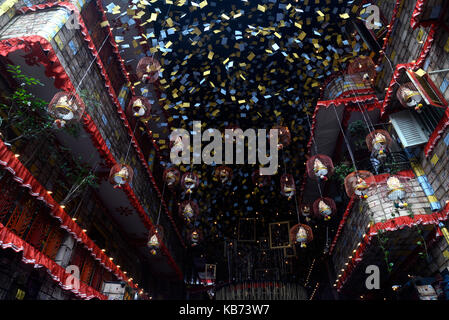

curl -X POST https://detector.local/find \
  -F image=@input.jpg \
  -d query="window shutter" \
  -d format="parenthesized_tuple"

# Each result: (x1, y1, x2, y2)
(389, 110, 429, 148)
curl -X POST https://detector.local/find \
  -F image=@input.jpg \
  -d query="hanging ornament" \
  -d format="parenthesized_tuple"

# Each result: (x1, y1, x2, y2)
(385, 175, 410, 209)
(396, 82, 424, 112)
(313, 197, 336, 221)
(127, 96, 151, 118)
(181, 172, 200, 194)
(306, 154, 334, 181)
(347, 56, 376, 83)
(214, 166, 233, 184)
(187, 229, 202, 247)
(271, 125, 291, 150)
(109, 164, 133, 188)
(147, 225, 164, 255)
(280, 174, 296, 200)
(252, 169, 271, 187)
(48, 92, 85, 128)
(163, 167, 180, 188)
(179, 200, 199, 227)
(289, 224, 313, 248)
(136, 57, 161, 84)
(366, 130, 392, 161)
(344, 171, 374, 200)
(300, 203, 312, 222)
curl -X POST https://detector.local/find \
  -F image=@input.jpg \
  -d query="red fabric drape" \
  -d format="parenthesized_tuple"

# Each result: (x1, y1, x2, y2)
(0, 222, 107, 299)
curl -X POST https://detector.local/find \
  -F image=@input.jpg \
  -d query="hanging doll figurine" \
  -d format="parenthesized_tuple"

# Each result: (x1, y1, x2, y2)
(191, 230, 200, 247)
(112, 166, 129, 187)
(387, 176, 408, 208)
(53, 95, 77, 128)
(132, 98, 147, 117)
(182, 202, 195, 224)
(218, 167, 230, 183)
(301, 204, 312, 222)
(165, 170, 179, 187)
(182, 173, 199, 194)
(313, 158, 329, 180)
(354, 177, 369, 199)
(296, 227, 308, 248)
(371, 132, 388, 160)
(147, 233, 159, 255)
(318, 200, 332, 221)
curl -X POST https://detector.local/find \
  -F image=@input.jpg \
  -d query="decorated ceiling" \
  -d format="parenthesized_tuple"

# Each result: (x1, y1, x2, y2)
(100, 0, 369, 282)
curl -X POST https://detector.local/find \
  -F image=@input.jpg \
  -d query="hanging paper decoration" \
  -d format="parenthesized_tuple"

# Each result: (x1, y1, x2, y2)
(396, 82, 424, 111)
(136, 57, 161, 84)
(347, 56, 376, 82)
(181, 172, 200, 194)
(300, 203, 312, 222)
(271, 125, 291, 150)
(289, 224, 313, 248)
(252, 169, 271, 187)
(48, 92, 85, 128)
(214, 166, 233, 184)
(187, 229, 202, 247)
(344, 171, 374, 199)
(109, 164, 133, 188)
(306, 154, 334, 181)
(280, 174, 296, 200)
(127, 96, 151, 118)
(313, 197, 336, 221)
(366, 130, 392, 161)
(179, 200, 199, 226)
(163, 167, 180, 188)
(385, 175, 410, 208)
(147, 225, 164, 255)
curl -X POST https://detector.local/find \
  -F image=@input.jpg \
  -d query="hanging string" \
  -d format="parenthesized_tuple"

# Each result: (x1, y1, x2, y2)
(75, 34, 111, 94)
(305, 112, 324, 198)
(156, 179, 166, 226)
(124, 123, 139, 164)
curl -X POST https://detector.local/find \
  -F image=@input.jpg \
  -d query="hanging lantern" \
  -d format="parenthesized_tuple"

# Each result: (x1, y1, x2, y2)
(48, 92, 85, 128)
(109, 164, 133, 188)
(163, 168, 180, 188)
(147, 225, 164, 255)
(365, 129, 392, 161)
(313, 197, 336, 221)
(181, 172, 199, 194)
(306, 154, 334, 181)
(280, 174, 296, 200)
(214, 166, 233, 184)
(289, 224, 313, 248)
(127, 96, 151, 118)
(252, 169, 271, 187)
(385, 175, 410, 209)
(271, 125, 291, 150)
(300, 203, 312, 222)
(136, 57, 161, 84)
(187, 229, 202, 247)
(347, 56, 376, 82)
(397, 82, 424, 112)
(344, 171, 374, 199)
(179, 200, 199, 226)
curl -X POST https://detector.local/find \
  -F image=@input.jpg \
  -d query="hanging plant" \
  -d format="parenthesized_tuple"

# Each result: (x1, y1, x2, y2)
(348, 120, 369, 152)
(0, 65, 53, 144)
(332, 161, 354, 185)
